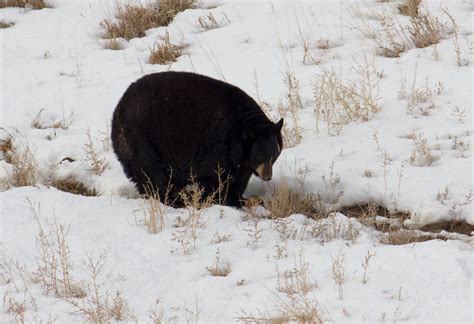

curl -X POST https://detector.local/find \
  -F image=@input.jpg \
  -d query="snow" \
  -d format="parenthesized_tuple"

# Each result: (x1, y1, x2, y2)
(1, 0, 473, 322)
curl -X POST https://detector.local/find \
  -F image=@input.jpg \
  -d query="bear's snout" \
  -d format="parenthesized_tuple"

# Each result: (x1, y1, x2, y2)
(256, 160, 273, 181)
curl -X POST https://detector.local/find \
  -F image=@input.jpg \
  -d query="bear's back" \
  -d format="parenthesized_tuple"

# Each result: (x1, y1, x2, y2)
(112, 72, 271, 179)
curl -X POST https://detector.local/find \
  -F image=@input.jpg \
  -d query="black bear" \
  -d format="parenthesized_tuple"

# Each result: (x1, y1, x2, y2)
(111, 71, 283, 207)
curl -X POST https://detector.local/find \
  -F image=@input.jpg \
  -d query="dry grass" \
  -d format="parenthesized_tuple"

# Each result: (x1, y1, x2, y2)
(330, 251, 345, 300)
(9, 144, 37, 187)
(409, 133, 436, 167)
(83, 128, 108, 176)
(374, 13, 412, 58)
(149, 31, 184, 65)
(3, 290, 26, 323)
(276, 252, 317, 297)
(313, 59, 380, 136)
(50, 177, 97, 197)
(276, 72, 303, 148)
(444, 10, 470, 66)
(408, 14, 443, 48)
(171, 178, 213, 254)
(360, 1, 447, 58)
(263, 177, 320, 220)
(0, 0, 50, 9)
(206, 249, 231, 277)
(197, 12, 219, 30)
(100, 0, 194, 41)
(65, 254, 134, 322)
(140, 178, 171, 234)
(30, 109, 73, 130)
(0, 133, 14, 163)
(398, 0, 421, 17)
(0, 20, 14, 28)
(102, 37, 124, 50)
(380, 229, 435, 245)
(0, 131, 38, 188)
(238, 252, 323, 323)
(26, 198, 86, 299)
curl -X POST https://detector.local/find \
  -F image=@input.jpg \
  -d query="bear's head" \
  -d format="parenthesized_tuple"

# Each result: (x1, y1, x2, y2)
(241, 118, 284, 181)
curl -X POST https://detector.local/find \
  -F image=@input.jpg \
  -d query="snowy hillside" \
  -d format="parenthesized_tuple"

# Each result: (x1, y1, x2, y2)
(1, 0, 473, 322)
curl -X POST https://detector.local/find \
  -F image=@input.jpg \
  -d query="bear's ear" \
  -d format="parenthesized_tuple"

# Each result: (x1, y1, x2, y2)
(242, 130, 255, 141)
(274, 118, 284, 132)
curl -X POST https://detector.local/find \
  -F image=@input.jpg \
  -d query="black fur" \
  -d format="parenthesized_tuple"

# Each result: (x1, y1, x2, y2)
(111, 71, 283, 207)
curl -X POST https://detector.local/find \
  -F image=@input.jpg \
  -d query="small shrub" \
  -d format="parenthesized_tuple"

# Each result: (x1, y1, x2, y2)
(0, 0, 50, 9)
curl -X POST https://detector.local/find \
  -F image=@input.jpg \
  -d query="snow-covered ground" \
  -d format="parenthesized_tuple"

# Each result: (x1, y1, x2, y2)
(1, 0, 473, 322)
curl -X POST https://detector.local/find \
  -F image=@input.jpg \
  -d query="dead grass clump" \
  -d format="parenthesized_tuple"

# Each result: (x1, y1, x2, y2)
(0, 0, 50, 9)
(375, 13, 412, 58)
(206, 249, 231, 277)
(0, 134, 14, 163)
(313, 59, 380, 136)
(0, 20, 14, 28)
(381, 229, 435, 245)
(409, 14, 443, 48)
(264, 178, 319, 220)
(140, 179, 171, 234)
(149, 31, 184, 65)
(100, 0, 194, 41)
(9, 144, 37, 187)
(103, 37, 124, 50)
(367, 4, 446, 57)
(399, 0, 421, 17)
(50, 177, 97, 197)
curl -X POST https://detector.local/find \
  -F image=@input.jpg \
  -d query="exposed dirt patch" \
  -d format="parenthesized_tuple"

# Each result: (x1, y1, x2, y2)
(341, 203, 410, 232)
(50, 178, 97, 197)
(420, 220, 474, 236)
(340, 203, 472, 244)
